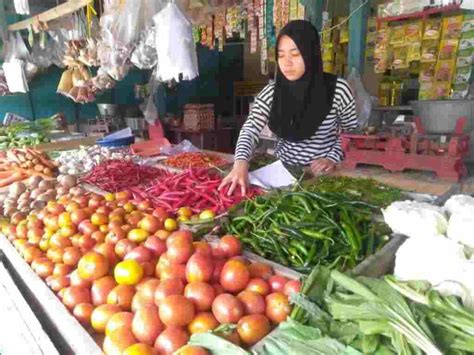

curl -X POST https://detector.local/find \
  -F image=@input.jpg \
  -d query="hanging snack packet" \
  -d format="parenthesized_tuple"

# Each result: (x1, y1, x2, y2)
(433, 82, 451, 99)
(454, 65, 472, 84)
(405, 20, 422, 43)
(442, 15, 464, 40)
(438, 39, 459, 61)
(459, 37, 474, 51)
(461, 15, 474, 38)
(339, 17, 349, 44)
(419, 62, 436, 82)
(434, 60, 455, 82)
(419, 82, 434, 100)
(407, 42, 421, 62)
(451, 82, 469, 99)
(456, 48, 473, 67)
(423, 18, 442, 40)
(390, 24, 405, 45)
(421, 40, 439, 62)
(322, 43, 334, 62)
(393, 45, 409, 69)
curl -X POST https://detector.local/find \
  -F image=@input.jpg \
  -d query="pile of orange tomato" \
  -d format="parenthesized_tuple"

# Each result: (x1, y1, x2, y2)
(3, 190, 301, 355)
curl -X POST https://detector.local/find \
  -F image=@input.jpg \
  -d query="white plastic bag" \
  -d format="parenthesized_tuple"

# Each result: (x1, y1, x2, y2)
(347, 67, 372, 128)
(14, 0, 29, 15)
(0, 68, 10, 96)
(3, 60, 28, 93)
(105, 0, 144, 80)
(131, 26, 158, 70)
(154, 3, 199, 82)
(161, 140, 200, 155)
(2, 33, 31, 93)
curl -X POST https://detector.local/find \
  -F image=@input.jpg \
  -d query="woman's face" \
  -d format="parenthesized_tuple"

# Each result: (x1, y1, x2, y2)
(277, 35, 306, 81)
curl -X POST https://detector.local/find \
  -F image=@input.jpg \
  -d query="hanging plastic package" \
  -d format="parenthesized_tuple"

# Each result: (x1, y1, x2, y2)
(131, 26, 158, 70)
(14, 0, 30, 15)
(131, 0, 165, 71)
(101, 0, 144, 80)
(153, 3, 199, 82)
(0, 68, 11, 96)
(141, 72, 160, 125)
(347, 67, 372, 128)
(2, 33, 32, 93)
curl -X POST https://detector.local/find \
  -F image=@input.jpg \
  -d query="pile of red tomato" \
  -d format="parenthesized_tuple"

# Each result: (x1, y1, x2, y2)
(3, 191, 301, 355)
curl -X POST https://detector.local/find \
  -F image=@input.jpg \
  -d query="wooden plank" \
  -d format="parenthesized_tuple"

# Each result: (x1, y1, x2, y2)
(0, 234, 102, 354)
(333, 166, 456, 196)
(0, 0, 7, 38)
(0, 263, 59, 355)
(7, 0, 92, 31)
(234, 81, 268, 97)
(34, 136, 97, 152)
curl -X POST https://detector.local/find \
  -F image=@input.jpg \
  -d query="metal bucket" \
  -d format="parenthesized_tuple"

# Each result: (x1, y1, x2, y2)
(410, 100, 474, 133)
(411, 100, 474, 161)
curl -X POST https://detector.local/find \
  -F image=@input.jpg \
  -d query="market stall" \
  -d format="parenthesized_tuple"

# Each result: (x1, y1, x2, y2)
(0, 0, 474, 354)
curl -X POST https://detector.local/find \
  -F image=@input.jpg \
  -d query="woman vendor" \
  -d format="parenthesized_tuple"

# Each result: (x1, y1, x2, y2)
(220, 20, 358, 195)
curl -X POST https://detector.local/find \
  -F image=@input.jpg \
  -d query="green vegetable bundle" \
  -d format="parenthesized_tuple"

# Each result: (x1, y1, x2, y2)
(306, 176, 402, 208)
(280, 268, 474, 355)
(224, 188, 391, 273)
(0, 117, 54, 150)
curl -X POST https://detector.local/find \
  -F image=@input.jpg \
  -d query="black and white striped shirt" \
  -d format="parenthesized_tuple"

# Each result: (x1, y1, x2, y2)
(235, 78, 358, 165)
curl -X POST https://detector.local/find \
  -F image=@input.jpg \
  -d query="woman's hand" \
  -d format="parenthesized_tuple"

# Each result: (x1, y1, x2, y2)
(310, 158, 336, 175)
(218, 160, 249, 196)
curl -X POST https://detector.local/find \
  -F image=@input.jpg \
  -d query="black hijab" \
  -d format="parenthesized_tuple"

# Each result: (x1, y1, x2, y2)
(269, 20, 338, 142)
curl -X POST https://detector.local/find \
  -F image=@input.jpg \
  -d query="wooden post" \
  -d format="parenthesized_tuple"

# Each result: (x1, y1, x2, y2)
(0, 0, 7, 40)
(314, 0, 323, 31)
(7, 0, 92, 31)
(348, 0, 369, 74)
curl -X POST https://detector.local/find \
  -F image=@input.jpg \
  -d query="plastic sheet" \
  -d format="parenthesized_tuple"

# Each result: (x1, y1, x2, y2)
(131, 26, 158, 70)
(2, 33, 34, 93)
(161, 139, 200, 155)
(347, 67, 372, 128)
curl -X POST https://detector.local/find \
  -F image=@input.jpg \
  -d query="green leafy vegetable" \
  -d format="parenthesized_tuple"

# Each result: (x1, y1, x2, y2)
(187, 333, 250, 355)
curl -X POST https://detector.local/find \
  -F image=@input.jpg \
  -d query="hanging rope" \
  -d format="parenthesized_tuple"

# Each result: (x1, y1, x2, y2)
(86, 2, 97, 36)
(321, 0, 368, 33)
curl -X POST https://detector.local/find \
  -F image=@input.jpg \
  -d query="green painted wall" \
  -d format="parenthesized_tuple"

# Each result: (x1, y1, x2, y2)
(0, 66, 147, 123)
(0, 43, 243, 124)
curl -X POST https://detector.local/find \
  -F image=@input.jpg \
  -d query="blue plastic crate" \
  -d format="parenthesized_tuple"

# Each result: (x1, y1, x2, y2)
(96, 135, 136, 148)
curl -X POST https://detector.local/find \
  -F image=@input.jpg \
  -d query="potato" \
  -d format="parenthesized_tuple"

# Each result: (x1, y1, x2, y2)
(37, 191, 56, 202)
(9, 182, 27, 197)
(70, 186, 86, 197)
(5, 207, 16, 217)
(60, 175, 77, 189)
(30, 188, 45, 200)
(31, 200, 46, 210)
(56, 187, 68, 196)
(38, 179, 55, 191)
(27, 175, 43, 189)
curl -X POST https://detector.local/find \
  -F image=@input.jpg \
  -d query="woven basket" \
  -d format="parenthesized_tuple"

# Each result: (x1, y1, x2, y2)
(183, 104, 215, 131)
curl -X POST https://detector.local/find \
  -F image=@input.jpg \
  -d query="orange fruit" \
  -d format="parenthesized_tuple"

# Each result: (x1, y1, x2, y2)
(105, 193, 115, 202)
(91, 213, 108, 226)
(177, 207, 193, 218)
(114, 260, 144, 285)
(77, 252, 110, 282)
(164, 218, 178, 232)
(123, 343, 156, 355)
(128, 228, 150, 243)
(58, 212, 72, 228)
